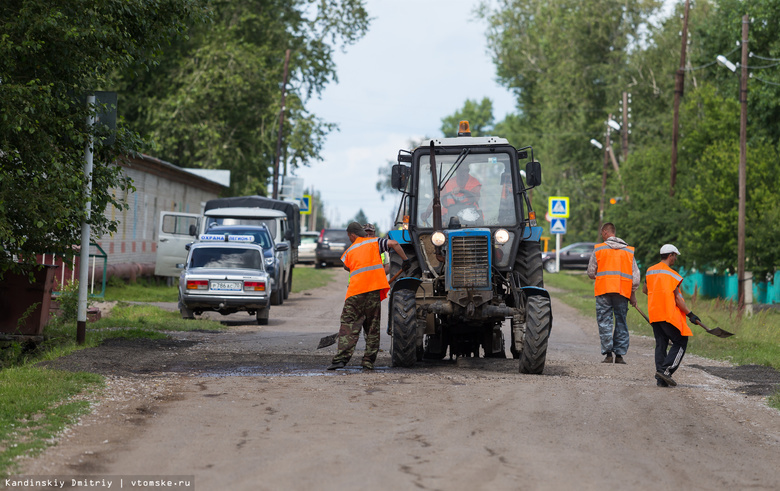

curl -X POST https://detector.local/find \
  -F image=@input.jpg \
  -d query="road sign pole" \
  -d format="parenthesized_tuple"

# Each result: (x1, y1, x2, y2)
(555, 233, 561, 273)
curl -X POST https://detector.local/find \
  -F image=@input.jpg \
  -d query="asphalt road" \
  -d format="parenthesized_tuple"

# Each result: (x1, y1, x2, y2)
(18, 269, 780, 491)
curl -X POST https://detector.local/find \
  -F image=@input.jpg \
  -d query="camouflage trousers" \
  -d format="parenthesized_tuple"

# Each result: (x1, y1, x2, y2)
(331, 290, 382, 366)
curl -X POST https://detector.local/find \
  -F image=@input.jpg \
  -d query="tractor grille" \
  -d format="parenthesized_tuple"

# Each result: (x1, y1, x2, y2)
(450, 235, 490, 288)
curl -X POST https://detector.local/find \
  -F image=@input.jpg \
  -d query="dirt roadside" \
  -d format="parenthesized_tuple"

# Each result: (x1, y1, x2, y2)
(13, 270, 780, 490)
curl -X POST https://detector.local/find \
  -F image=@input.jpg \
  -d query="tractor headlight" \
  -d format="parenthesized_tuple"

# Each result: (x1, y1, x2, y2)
(431, 231, 446, 246)
(495, 229, 510, 244)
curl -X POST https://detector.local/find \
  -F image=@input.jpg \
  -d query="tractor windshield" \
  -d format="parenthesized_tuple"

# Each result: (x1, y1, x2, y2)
(417, 152, 517, 227)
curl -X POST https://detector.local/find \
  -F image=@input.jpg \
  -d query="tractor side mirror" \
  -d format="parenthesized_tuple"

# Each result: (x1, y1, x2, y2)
(391, 164, 410, 191)
(189, 224, 197, 236)
(525, 161, 542, 187)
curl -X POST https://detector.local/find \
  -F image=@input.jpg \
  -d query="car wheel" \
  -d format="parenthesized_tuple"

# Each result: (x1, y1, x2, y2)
(256, 307, 269, 325)
(178, 292, 194, 319)
(543, 259, 558, 274)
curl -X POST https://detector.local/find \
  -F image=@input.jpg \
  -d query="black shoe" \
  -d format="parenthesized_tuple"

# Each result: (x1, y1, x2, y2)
(327, 361, 346, 370)
(656, 379, 669, 387)
(615, 355, 626, 364)
(655, 370, 677, 387)
(602, 353, 613, 363)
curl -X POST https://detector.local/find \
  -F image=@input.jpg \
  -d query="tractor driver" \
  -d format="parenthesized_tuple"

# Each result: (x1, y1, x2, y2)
(422, 163, 483, 225)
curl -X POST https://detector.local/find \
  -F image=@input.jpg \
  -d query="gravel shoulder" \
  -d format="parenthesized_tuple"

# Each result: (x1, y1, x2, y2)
(15, 271, 780, 490)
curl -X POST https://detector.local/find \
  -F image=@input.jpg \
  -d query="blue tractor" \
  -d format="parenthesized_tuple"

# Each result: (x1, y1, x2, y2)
(386, 122, 552, 373)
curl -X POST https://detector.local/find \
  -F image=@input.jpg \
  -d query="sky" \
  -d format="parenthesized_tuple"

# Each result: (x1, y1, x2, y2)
(290, 0, 677, 232)
(290, 0, 517, 232)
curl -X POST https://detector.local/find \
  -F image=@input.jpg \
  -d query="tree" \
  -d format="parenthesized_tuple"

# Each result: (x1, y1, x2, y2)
(440, 98, 495, 137)
(479, 0, 662, 241)
(352, 209, 369, 227)
(0, 0, 209, 275)
(114, 0, 370, 197)
(376, 137, 428, 201)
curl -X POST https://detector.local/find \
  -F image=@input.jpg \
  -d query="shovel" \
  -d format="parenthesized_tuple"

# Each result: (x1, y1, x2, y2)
(633, 305, 733, 338)
(317, 268, 406, 349)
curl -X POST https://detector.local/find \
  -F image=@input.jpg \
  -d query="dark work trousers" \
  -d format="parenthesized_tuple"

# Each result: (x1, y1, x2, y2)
(651, 321, 689, 375)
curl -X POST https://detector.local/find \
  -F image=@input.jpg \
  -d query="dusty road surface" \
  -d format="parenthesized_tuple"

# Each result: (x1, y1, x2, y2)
(16, 269, 780, 490)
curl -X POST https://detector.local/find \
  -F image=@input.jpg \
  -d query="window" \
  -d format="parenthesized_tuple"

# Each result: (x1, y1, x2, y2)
(417, 152, 517, 227)
(162, 215, 197, 235)
(191, 248, 264, 270)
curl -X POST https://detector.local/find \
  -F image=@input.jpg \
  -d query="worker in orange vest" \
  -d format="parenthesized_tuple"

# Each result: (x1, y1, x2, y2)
(421, 163, 483, 225)
(587, 222, 640, 364)
(643, 244, 700, 387)
(328, 222, 410, 370)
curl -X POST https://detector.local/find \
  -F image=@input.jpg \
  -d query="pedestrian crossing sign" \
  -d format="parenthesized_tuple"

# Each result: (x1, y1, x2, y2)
(550, 218, 567, 234)
(549, 196, 569, 218)
(301, 195, 311, 215)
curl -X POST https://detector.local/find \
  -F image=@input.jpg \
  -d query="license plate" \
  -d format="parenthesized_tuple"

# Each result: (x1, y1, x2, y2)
(210, 281, 241, 291)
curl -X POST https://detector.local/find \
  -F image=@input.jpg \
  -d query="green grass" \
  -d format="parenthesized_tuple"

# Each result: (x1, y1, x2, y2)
(0, 366, 102, 478)
(292, 266, 336, 293)
(103, 278, 178, 302)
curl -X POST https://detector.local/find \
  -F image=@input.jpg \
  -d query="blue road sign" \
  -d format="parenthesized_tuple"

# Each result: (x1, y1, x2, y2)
(301, 195, 311, 215)
(550, 218, 567, 234)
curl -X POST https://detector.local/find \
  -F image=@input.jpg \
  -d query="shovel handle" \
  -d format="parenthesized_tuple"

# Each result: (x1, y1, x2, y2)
(633, 304, 651, 325)
(388, 268, 404, 284)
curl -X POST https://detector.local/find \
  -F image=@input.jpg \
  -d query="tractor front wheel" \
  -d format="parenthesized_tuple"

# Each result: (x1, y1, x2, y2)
(390, 289, 418, 367)
(518, 295, 552, 374)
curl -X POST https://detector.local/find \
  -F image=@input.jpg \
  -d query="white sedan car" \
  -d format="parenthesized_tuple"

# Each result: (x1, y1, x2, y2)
(178, 242, 271, 324)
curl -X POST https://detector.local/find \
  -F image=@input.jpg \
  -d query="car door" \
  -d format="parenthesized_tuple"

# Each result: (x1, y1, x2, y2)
(565, 244, 594, 269)
(155, 211, 200, 277)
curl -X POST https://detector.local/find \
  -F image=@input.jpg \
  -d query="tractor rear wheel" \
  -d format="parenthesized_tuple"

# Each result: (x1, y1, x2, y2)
(519, 295, 552, 374)
(390, 289, 418, 367)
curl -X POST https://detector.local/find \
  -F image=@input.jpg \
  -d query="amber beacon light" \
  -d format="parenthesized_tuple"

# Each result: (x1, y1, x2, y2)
(457, 120, 471, 137)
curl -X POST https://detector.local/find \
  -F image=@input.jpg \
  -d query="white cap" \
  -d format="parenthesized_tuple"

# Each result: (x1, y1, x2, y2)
(660, 244, 680, 255)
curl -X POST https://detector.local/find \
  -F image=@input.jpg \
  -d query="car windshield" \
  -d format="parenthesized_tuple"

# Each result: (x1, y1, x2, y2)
(190, 247, 264, 270)
(207, 218, 277, 238)
(417, 151, 517, 227)
(301, 235, 317, 245)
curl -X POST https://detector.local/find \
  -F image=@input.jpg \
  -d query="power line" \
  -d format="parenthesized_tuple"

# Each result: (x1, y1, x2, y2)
(753, 75, 780, 86)
(750, 53, 780, 61)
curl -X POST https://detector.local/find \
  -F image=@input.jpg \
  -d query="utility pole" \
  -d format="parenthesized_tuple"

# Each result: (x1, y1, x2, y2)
(622, 92, 629, 162)
(670, 0, 691, 197)
(598, 117, 612, 230)
(272, 49, 291, 200)
(77, 95, 96, 345)
(737, 14, 749, 316)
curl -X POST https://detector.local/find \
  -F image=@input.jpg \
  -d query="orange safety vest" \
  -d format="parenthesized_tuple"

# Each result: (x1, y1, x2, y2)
(341, 237, 390, 301)
(645, 262, 692, 336)
(593, 242, 635, 298)
(441, 175, 482, 212)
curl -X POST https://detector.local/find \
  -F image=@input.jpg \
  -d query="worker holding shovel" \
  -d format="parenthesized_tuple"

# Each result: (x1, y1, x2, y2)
(642, 244, 700, 387)
(327, 222, 410, 371)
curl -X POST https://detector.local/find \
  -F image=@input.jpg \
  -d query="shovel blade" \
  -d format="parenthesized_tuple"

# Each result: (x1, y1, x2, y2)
(317, 333, 339, 349)
(707, 327, 734, 338)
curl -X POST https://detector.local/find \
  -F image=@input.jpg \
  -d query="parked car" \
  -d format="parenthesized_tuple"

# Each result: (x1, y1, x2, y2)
(178, 242, 271, 324)
(199, 225, 288, 305)
(298, 231, 319, 264)
(315, 229, 350, 268)
(541, 242, 597, 273)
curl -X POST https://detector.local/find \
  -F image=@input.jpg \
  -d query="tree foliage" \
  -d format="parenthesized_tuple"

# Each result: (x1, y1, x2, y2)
(476, 0, 780, 276)
(0, 0, 209, 275)
(114, 0, 370, 197)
